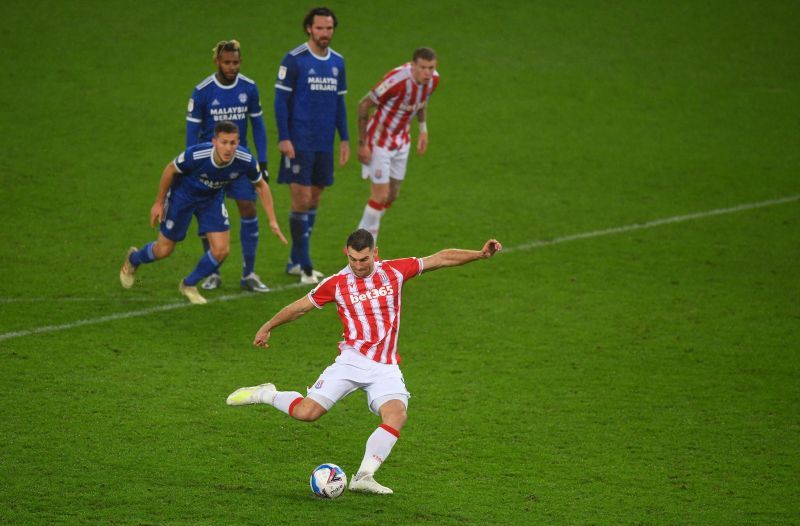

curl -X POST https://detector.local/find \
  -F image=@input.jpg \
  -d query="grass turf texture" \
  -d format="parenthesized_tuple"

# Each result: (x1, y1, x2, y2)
(1, 0, 799, 523)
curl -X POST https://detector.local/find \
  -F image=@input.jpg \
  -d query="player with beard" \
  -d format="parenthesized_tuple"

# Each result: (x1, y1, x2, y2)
(226, 229, 502, 494)
(274, 7, 350, 285)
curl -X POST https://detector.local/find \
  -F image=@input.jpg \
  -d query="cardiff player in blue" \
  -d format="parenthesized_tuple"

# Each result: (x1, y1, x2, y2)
(186, 40, 273, 293)
(120, 121, 287, 304)
(275, 7, 350, 284)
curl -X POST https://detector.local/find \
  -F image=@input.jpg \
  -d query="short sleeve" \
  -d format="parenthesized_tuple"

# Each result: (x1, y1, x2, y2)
(308, 276, 337, 308)
(248, 85, 263, 117)
(173, 148, 194, 173)
(187, 88, 204, 123)
(388, 258, 422, 281)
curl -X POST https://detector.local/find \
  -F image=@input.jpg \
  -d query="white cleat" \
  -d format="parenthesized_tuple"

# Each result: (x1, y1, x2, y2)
(240, 272, 270, 292)
(179, 281, 207, 304)
(349, 474, 393, 495)
(299, 271, 323, 285)
(201, 273, 222, 290)
(226, 382, 276, 406)
(119, 247, 138, 289)
(288, 262, 323, 281)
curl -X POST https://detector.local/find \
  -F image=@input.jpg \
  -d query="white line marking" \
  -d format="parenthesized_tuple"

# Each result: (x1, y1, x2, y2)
(1, 195, 797, 343)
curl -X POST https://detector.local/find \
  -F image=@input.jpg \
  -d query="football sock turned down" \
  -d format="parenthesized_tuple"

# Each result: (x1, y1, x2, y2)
(129, 243, 157, 266)
(356, 424, 400, 478)
(183, 250, 220, 286)
(358, 200, 386, 242)
(240, 216, 259, 277)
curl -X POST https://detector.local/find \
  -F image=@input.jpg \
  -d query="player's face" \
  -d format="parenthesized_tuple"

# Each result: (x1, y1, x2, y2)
(411, 58, 437, 84)
(215, 50, 240, 84)
(307, 15, 335, 50)
(346, 246, 376, 278)
(212, 132, 240, 163)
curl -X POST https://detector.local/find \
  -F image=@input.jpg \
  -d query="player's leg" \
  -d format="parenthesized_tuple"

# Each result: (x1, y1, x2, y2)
(350, 364, 409, 494)
(358, 146, 395, 242)
(120, 191, 188, 288)
(179, 198, 230, 304)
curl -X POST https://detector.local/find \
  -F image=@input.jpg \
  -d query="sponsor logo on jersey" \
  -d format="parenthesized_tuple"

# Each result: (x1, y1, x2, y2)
(307, 76, 338, 91)
(211, 99, 221, 106)
(199, 176, 229, 190)
(229, 172, 239, 179)
(349, 284, 394, 304)
(309, 68, 316, 74)
(278, 65, 287, 80)
(209, 105, 248, 122)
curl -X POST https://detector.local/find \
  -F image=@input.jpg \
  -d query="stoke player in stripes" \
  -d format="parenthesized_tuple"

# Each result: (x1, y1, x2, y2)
(356, 48, 440, 242)
(226, 229, 502, 494)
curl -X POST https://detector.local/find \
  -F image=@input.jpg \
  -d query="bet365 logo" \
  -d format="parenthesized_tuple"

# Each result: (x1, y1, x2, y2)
(350, 284, 394, 304)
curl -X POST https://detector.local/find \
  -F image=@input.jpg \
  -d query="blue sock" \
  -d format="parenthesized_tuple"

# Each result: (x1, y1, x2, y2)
(240, 216, 259, 277)
(200, 234, 210, 253)
(289, 212, 300, 266)
(183, 250, 220, 286)
(130, 242, 157, 266)
(289, 212, 311, 271)
(307, 207, 317, 235)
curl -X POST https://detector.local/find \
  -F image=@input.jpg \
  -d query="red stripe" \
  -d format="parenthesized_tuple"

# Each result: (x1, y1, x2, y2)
(367, 199, 385, 210)
(288, 396, 303, 416)
(380, 424, 400, 438)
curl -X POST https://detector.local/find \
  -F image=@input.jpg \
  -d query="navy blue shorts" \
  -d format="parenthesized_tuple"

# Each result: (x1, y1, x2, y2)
(160, 187, 230, 242)
(277, 151, 334, 187)
(224, 174, 257, 201)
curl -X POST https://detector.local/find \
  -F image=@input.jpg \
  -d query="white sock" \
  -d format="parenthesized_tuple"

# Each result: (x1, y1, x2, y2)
(358, 203, 385, 242)
(356, 425, 399, 479)
(268, 391, 304, 416)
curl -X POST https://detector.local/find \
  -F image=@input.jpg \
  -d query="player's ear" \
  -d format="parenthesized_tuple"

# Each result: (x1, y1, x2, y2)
(342, 246, 348, 256)
(374, 247, 379, 259)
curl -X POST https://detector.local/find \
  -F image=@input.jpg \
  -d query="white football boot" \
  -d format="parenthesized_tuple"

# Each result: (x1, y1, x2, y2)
(179, 281, 207, 305)
(201, 273, 222, 290)
(240, 273, 270, 292)
(119, 247, 138, 289)
(226, 383, 276, 406)
(349, 474, 393, 495)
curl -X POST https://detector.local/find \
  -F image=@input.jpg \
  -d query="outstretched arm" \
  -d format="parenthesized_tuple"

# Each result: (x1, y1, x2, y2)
(357, 95, 377, 164)
(253, 295, 316, 348)
(421, 239, 502, 273)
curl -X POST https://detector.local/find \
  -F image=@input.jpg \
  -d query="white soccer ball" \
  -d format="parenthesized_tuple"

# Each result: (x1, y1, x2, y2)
(309, 463, 347, 499)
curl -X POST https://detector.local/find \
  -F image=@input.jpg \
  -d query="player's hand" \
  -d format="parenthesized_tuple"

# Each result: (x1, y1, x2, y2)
(149, 201, 164, 228)
(253, 325, 271, 348)
(481, 239, 502, 258)
(417, 132, 429, 155)
(339, 141, 350, 166)
(278, 140, 295, 159)
(357, 143, 372, 165)
(270, 220, 288, 245)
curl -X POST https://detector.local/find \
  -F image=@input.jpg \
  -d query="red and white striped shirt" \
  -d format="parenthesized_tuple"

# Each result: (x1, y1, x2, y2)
(308, 257, 423, 364)
(366, 63, 440, 150)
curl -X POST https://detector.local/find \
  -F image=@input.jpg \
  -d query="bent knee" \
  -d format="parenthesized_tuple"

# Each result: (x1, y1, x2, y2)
(211, 246, 229, 261)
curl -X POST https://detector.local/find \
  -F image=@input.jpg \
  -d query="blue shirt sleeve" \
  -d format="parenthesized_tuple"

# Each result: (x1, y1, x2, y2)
(173, 147, 194, 174)
(274, 54, 296, 142)
(186, 88, 204, 148)
(336, 61, 349, 141)
(249, 85, 268, 166)
(245, 156, 261, 184)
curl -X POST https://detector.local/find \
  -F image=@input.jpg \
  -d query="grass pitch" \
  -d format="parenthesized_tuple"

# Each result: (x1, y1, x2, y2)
(1, 1, 799, 524)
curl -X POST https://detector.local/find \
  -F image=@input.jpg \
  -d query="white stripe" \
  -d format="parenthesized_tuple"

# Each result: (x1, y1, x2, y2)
(186, 117, 202, 123)
(503, 194, 800, 254)
(1, 195, 796, 343)
(249, 111, 263, 118)
(275, 84, 293, 92)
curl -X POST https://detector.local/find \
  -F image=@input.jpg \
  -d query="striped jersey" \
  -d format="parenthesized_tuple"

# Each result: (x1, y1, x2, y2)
(366, 63, 440, 150)
(308, 257, 424, 364)
(172, 143, 261, 196)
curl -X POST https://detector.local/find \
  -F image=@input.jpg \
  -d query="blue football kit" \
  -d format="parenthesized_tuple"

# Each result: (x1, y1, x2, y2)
(186, 74, 267, 201)
(161, 143, 261, 242)
(274, 43, 349, 274)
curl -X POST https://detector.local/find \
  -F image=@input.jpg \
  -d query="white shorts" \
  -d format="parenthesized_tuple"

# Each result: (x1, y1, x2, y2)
(307, 349, 410, 415)
(361, 143, 410, 184)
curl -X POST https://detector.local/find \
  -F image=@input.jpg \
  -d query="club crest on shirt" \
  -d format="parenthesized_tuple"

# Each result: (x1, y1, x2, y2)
(238, 93, 247, 103)
(278, 65, 287, 80)
(332, 67, 339, 77)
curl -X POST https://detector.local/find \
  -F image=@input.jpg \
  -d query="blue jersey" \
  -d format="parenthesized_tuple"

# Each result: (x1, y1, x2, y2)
(173, 143, 261, 197)
(274, 43, 349, 152)
(186, 74, 267, 165)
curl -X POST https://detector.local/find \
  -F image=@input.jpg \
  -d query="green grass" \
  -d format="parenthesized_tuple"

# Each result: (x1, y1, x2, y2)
(1, 0, 799, 524)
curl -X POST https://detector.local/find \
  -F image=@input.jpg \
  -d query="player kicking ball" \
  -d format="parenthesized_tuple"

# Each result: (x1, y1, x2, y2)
(119, 121, 286, 304)
(227, 229, 501, 493)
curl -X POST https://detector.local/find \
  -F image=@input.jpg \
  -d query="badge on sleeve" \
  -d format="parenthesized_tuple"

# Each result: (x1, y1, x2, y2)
(278, 65, 287, 80)
(187, 98, 194, 112)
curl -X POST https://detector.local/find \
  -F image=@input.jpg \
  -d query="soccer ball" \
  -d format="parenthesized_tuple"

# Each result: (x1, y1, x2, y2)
(309, 463, 347, 499)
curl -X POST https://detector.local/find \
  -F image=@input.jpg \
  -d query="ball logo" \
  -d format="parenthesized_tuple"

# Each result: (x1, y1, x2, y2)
(350, 284, 394, 304)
